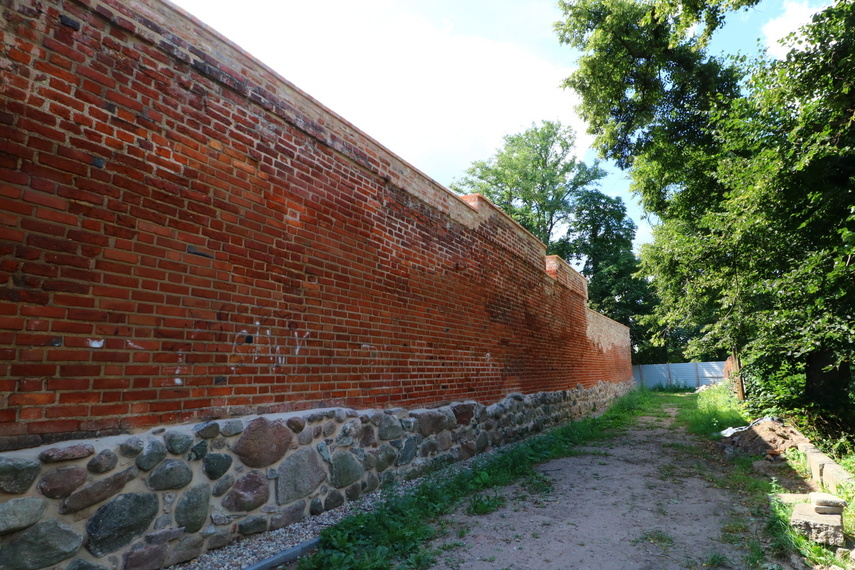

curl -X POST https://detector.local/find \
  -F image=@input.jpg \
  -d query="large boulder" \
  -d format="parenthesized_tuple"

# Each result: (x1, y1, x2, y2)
(231, 418, 292, 468)
(86, 493, 159, 557)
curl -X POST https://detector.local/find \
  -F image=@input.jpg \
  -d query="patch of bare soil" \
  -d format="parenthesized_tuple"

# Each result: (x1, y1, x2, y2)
(720, 419, 811, 458)
(427, 406, 813, 570)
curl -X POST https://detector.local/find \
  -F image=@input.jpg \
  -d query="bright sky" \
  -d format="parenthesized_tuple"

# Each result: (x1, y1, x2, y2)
(169, 0, 827, 249)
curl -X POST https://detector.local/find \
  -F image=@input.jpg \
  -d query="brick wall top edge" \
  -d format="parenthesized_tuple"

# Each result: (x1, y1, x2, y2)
(585, 308, 630, 352)
(545, 255, 588, 299)
(114, 0, 549, 266)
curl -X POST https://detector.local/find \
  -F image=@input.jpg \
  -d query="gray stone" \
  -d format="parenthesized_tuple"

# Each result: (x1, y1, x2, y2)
(206, 530, 231, 550)
(436, 431, 453, 452)
(238, 515, 268, 535)
(420, 439, 438, 457)
(324, 489, 345, 511)
(810, 492, 847, 508)
(37, 465, 87, 499)
(359, 425, 376, 448)
(231, 417, 292, 468)
(400, 418, 416, 432)
(309, 497, 324, 516)
(175, 483, 210, 534)
(123, 543, 168, 570)
(0, 457, 40, 495)
(60, 467, 137, 514)
(164, 432, 194, 455)
(286, 416, 306, 433)
(120, 437, 145, 457)
(378, 414, 404, 440)
(86, 493, 159, 557)
(270, 502, 306, 530)
(203, 453, 233, 480)
(297, 429, 313, 446)
(475, 431, 489, 453)
(0, 497, 47, 535)
(361, 471, 380, 494)
(145, 527, 183, 544)
(396, 435, 422, 466)
(164, 535, 204, 566)
(451, 402, 476, 425)
(65, 560, 109, 570)
(276, 447, 327, 505)
(136, 439, 167, 471)
(459, 441, 477, 460)
(222, 471, 269, 512)
(790, 502, 845, 546)
(375, 444, 398, 472)
(322, 421, 337, 437)
(330, 451, 363, 488)
(154, 513, 172, 530)
(38, 444, 94, 463)
(212, 473, 234, 497)
(219, 419, 244, 437)
(316, 440, 331, 463)
(336, 419, 363, 447)
(194, 422, 220, 439)
(187, 440, 208, 461)
(87, 449, 118, 474)
(815, 506, 845, 515)
(0, 520, 83, 570)
(147, 459, 193, 491)
(345, 483, 361, 501)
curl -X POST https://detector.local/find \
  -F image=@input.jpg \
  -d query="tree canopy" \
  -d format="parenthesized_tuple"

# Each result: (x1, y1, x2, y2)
(558, 0, 855, 432)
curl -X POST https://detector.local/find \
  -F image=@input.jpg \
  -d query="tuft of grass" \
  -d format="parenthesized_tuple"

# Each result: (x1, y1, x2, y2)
(703, 552, 729, 567)
(677, 381, 748, 438)
(634, 530, 674, 550)
(466, 493, 505, 515)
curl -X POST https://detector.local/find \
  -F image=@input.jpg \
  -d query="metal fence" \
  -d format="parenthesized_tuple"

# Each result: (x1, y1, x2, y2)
(632, 361, 727, 389)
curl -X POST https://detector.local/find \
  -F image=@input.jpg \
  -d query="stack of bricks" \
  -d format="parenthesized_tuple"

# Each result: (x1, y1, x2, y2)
(0, 0, 632, 453)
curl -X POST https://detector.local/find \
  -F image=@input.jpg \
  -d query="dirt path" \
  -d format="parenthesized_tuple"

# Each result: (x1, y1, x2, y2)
(427, 402, 812, 570)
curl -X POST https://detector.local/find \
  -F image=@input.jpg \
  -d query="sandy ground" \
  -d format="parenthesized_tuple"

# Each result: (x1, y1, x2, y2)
(427, 405, 815, 570)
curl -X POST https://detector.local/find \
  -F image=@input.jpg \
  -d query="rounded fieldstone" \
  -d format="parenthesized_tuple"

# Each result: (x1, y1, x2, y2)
(164, 432, 194, 455)
(359, 425, 376, 447)
(219, 419, 244, 437)
(38, 444, 94, 463)
(286, 416, 305, 434)
(147, 459, 193, 491)
(330, 451, 363, 488)
(270, 501, 306, 530)
(238, 515, 268, 535)
(212, 473, 234, 497)
(187, 440, 208, 461)
(396, 435, 422, 466)
(86, 493, 158, 557)
(174, 483, 210, 534)
(87, 449, 118, 474)
(221, 471, 269, 512)
(194, 422, 220, 439)
(275, 447, 327, 505)
(59, 467, 137, 515)
(309, 497, 324, 516)
(324, 490, 344, 511)
(231, 418, 292, 468)
(0, 520, 83, 570)
(120, 437, 145, 457)
(135, 439, 167, 471)
(378, 414, 403, 440)
(375, 444, 398, 472)
(38, 465, 87, 499)
(361, 472, 380, 494)
(0, 457, 40, 495)
(0, 497, 47, 536)
(203, 453, 232, 480)
(345, 483, 361, 501)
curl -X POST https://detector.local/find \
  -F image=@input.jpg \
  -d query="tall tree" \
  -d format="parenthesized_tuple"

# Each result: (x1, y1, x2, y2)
(558, 0, 855, 428)
(450, 121, 605, 254)
(453, 123, 659, 362)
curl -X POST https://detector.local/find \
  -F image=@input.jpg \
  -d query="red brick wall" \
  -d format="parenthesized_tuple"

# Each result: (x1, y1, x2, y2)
(0, 0, 632, 451)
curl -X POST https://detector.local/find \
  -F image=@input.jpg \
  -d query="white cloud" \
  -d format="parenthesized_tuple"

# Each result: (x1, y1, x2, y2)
(762, 1, 825, 59)
(169, 0, 585, 187)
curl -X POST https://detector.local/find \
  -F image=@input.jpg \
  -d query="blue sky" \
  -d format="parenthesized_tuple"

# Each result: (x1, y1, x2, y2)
(169, 0, 826, 249)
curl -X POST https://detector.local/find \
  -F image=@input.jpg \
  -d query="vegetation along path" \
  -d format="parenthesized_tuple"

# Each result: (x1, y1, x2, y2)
(294, 387, 827, 570)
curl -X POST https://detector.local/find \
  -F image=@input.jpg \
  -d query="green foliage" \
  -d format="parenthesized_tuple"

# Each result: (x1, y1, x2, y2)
(465, 493, 505, 515)
(678, 381, 747, 438)
(450, 120, 605, 252)
(558, 0, 855, 427)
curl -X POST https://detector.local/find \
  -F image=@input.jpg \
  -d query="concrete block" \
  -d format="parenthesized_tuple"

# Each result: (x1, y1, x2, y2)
(790, 503, 844, 546)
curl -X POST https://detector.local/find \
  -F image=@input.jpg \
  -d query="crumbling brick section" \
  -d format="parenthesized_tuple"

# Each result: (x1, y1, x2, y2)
(0, 0, 632, 450)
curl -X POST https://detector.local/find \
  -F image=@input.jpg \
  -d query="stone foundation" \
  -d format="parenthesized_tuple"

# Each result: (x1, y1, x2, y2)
(0, 380, 632, 570)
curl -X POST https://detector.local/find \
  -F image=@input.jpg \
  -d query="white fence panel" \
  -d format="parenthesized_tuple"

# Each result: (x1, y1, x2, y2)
(632, 361, 727, 389)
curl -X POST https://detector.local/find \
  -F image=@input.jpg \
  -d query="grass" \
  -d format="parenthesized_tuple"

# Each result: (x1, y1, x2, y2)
(676, 381, 748, 438)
